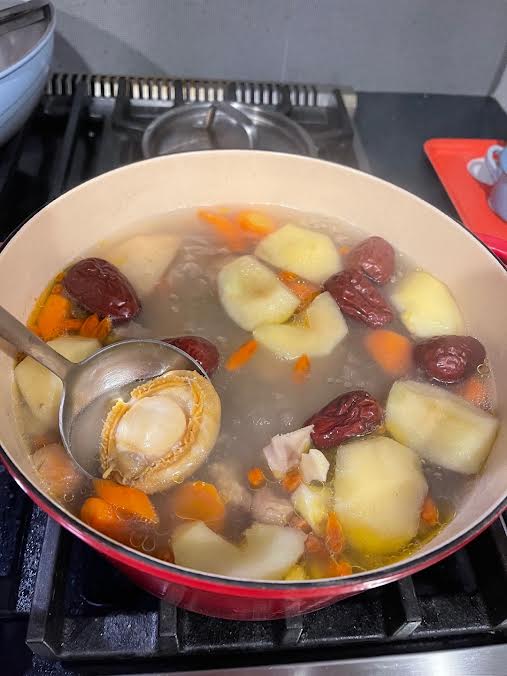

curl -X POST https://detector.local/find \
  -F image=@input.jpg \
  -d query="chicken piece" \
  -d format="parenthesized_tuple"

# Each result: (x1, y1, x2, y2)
(32, 443, 85, 503)
(300, 449, 330, 484)
(208, 462, 252, 512)
(251, 486, 294, 526)
(262, 425, 313, 479)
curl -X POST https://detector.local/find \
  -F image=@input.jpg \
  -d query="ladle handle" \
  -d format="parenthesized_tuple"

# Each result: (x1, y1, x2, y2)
(0, 305, 73, 381)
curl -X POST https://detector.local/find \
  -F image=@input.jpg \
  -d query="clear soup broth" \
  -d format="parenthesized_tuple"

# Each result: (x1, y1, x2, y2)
(14, 206, 497, 580)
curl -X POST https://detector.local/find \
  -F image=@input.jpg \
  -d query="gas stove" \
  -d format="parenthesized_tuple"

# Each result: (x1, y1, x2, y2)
(0, 74, 506, 675)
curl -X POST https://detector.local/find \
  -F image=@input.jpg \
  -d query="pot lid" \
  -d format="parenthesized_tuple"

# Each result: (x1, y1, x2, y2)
(0, 1, 53, 75)
(141, 101, 318, 158)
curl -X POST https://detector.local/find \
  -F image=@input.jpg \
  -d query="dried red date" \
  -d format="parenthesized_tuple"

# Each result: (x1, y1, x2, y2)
(305, 390, 383, 450)
(165, 336, 220, 376)
(324, 270, 393, 328)
(414, 335, 486, 384)
(346, 236, 395, 285)
(63, 258, 140, 322)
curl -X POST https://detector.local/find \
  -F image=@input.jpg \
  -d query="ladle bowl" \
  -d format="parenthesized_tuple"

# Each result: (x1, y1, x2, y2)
(0, 306, 206, 477)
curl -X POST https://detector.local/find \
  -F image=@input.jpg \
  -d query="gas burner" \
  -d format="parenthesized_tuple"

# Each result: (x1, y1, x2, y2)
(0, 74, 506, 674)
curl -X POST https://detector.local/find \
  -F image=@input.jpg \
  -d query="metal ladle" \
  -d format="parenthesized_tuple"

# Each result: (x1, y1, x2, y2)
(0, 305, 206, 478)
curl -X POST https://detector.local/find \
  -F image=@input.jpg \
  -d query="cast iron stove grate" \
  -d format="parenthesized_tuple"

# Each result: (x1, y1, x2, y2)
(0, 75, 505, 674)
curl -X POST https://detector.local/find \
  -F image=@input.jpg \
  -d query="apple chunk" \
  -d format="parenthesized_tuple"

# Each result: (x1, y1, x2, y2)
(254, 291, 348, 360)
(255, 223, 342, 284)
(385, 379, 498, 474)
(391, 271, 464, 338)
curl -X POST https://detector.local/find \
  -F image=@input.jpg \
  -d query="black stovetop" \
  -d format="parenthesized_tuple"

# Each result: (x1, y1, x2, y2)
(0, 75, 506, 675)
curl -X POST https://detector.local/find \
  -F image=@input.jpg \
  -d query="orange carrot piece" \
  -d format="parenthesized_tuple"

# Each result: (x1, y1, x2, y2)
(293, 354, 311, 383)
(94, 479, 159, 524)
(459, 376, 490, 409)
(305, 533, 325, 554)
(80, 496, 128, 543)
(62, 318, 84, 332)
(167, 481, 225, 530)
(31, 433, 59, 450)
(95, 317, 112, 341)
(36, 294, 72, 341)
(80, 314, 100, 337)
(153, 543, 175, 564)
(197, 209, 244, 252)
(237, 210, 276, 235)
(335, 559, 353, 576)
(289, 514, 312, 533)
(338, 245, 351, 256)
(282, 468, 302, 493)
(325, 512, 345, 557)
(304, 534, 343, 578)
(247, 467, 266, 489)
(364, 329, 413, 377)
(421, 495, 439, 527)
(277, 270, 321, 308)
(225, 339, 258, 371)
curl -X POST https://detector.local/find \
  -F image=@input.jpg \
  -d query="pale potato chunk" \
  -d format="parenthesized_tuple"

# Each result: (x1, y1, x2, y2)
(172, 521, 241, 575)
(334, 437, 428, 555)
(14, 336, 100, 430)
(253, 292, 348, 360)
(105, 234, 181, 297)
(391, 270, 465, 338)
(229, 523, 306, 580)
(218, 255, 299, 331)
(385, 379, 498, 474)
(255, 223, 342, 284)
(172, 521, 305, 580)
(291, 483, 331, 535)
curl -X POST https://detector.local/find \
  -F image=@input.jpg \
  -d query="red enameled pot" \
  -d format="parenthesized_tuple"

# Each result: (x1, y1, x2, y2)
(0, 151, 505, 620)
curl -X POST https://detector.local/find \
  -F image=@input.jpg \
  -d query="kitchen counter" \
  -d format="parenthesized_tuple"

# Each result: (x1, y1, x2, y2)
(356, 93, 507, 217)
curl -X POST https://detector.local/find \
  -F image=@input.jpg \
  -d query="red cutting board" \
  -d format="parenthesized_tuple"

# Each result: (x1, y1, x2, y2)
(424, 138, 507, 261)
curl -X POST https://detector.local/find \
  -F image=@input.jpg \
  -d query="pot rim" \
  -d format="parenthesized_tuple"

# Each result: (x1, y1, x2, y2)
(0, 1, 55, 81)
(1, 149, 506, 593)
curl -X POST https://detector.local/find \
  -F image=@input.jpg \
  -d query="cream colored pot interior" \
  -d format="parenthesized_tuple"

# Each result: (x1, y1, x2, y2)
(0, 151, 505, 574)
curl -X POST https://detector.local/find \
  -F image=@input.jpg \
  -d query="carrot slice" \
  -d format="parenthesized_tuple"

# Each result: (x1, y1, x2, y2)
(305, 533, 326, 554)
(335, 559, 353, 576)
(281, 468, 302, 493)
(237, 210, 276, 235)
(325, 512, 345, 556)
(225, 339, 258, 371)
(305, 534, 343, 578)
(167, 481, 225, 530)
(338, 245, 351, 256)
(153, 543, 175, 564)
(364, 329, 413, 377)
(277, 270, 321, 309)
(80, 314, 100, 337)
(94, 479, 159, 524)
(289, 514, 312, 533)
(459, 376, 491, 409)
(421, 495, 439, 527)
(197, 209, 244, 252)
(36, 294, 72, 341)
(293, 354, 311, 383)
(95, 317, 112, 341)
(247, 467, 266, 489)
(80, 496, 129, 543)
(62, 318, 84, 332)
